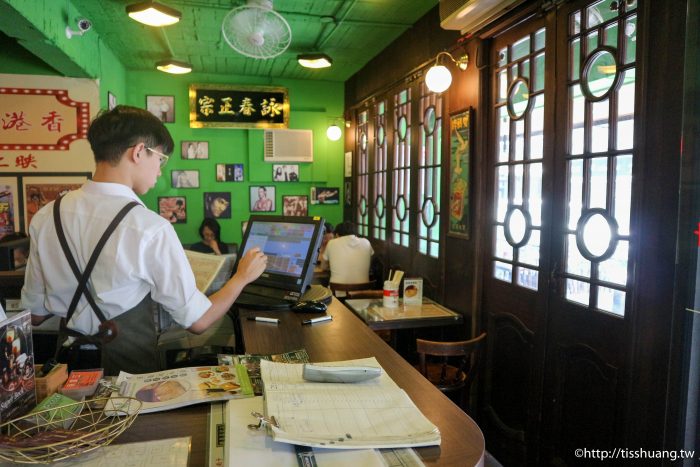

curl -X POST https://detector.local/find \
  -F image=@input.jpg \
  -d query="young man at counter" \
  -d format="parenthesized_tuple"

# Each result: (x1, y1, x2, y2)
(21, 105, 267, 376)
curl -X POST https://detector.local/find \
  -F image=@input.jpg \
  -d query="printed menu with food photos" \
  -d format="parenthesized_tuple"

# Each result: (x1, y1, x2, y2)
(107, 365, 253, 414)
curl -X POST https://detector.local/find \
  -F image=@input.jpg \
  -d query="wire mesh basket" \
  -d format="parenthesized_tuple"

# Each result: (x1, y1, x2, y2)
(0, 396, 141, 464)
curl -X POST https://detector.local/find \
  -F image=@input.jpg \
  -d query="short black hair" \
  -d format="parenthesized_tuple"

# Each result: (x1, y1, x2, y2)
(334, 221, 356, 237)
(199, 218, 222, 242)
(87, 105, 174, 165)
(324, 221, 334, 235)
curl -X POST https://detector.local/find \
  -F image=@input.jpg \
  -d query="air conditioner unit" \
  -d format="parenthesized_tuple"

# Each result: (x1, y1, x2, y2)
(439, 0, 524, 36)
(264, 129, 313, 162)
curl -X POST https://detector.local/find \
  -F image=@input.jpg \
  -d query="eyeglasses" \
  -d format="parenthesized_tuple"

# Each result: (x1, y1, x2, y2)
(146, 147, 170, 168)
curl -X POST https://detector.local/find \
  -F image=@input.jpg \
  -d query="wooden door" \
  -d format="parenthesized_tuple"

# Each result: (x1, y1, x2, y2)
(481, 0, 641, 464)
(540, 1, 639, 464)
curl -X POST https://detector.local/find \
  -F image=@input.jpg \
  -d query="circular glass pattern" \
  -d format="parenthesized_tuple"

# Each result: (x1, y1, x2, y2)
(581, 48, 619, 101)
(421, 198, 437, 227)
(507, 78, 531, 120)
(504, 206, 531, 247)
(375, 195, 385, 218)
(396, 195, 408, 221)
(360, 132, 367, 150)
(378, 125, 385, 145)
(358, 196, 368, 216)
(398, 116, 408, 141)
(423, 107, 436, 135)
(575, 210, 618, 261)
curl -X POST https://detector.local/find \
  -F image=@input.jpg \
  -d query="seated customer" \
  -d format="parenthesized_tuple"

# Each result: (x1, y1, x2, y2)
(190, 218, 229, 255)
(317, 221, 334, 268)
(322, 221, 374, 284)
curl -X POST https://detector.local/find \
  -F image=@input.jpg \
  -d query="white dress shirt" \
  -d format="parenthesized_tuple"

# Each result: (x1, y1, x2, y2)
(21, 181, 211, 336)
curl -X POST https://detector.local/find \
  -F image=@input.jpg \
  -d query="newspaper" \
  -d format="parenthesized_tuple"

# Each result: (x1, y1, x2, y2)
(106, 365, 252, 414)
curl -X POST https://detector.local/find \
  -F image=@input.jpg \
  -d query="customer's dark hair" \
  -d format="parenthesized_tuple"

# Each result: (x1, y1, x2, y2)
(87, 105, 174, 165)
(199, 218, 222, 242)
(334, 221, 356, 237)
(323, 221, 334, 235)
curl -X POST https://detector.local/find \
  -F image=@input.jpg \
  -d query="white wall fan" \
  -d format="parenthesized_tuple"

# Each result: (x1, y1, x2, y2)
(222, 0, 292, 59)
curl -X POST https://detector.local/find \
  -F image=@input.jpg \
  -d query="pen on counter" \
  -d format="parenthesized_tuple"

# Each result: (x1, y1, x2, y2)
(247, 316, 280, 324)
(302, 315, 333, 325)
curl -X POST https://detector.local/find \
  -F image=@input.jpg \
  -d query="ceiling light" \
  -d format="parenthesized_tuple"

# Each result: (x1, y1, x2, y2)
(298, 53, 333, 69)
(156, 59, 192, 74)
(425, 51, 469, 93)
(126, 1, 182, 27)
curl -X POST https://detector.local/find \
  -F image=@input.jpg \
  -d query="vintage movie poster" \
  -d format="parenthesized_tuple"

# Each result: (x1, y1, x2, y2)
(0, 178, 18, 239)
(449, 109, 471, 239)
(23, 177, 86, 232)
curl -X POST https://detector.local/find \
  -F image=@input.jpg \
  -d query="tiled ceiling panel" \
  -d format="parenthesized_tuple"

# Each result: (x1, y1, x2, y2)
(68, 0, 439, 81)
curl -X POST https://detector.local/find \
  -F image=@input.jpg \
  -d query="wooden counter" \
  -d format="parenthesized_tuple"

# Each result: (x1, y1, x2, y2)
(120, 298, 485, 466)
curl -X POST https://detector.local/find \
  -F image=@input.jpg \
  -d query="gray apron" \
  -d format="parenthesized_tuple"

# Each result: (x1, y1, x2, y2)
(56, 293, 162, 376)
(100, 293, 161, 376)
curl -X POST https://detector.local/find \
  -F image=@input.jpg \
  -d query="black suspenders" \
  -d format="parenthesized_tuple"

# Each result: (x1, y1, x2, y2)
(53, 195, 140, 340)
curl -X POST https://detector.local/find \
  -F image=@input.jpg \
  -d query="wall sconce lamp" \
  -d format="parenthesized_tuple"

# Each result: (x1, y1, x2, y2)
(126, 1, 182, 27)
(425, 51, 469, 93)
(326, 118, 344, 141)
(298, 53, 333, 69)
(156, 59, 192, 74)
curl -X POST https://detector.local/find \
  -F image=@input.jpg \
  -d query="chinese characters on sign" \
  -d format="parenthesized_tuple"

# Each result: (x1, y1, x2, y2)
(189, 84, 288, 129)
(0, 88, 89, 153)
(448, 108, 472, 239)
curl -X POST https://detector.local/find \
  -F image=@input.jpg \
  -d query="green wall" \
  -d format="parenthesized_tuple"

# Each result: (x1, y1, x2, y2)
(0, 0, 345, 246)
(125, 72, 345, 245)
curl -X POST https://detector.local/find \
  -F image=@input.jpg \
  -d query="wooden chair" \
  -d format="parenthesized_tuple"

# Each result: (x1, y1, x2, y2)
(415, 332, 487, 410)
(328, 281, 382, 301)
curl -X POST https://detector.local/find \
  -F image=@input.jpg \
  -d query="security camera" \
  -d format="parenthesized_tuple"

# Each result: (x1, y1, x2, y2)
(66, 18, 91, 39)
(77, 18, 92, 32)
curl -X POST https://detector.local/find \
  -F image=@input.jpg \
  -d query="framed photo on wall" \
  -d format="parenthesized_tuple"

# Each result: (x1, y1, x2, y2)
(310, 186, 339, 205)
(282, 195, 308, 216)
(272, 164, 299, 182)
(171, 170, 199, 188)
(158, 196, 187, 224)
(217, 164, 244, 182)
(204, 192, 231, 219)
(23, 175, 87, 232)
(344, 181, 352, 207)
(215, 164, 226, 182)
(181, 141, 208, 160)
(146, 95, 175, 123)
(231, 164, 244, 182)
(0, 177, 19, 238)
(448, 108, 472, 239)
(344, 151, 352, 177)
(250, 186, 275, 212)
(108, 91, 117, 110)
